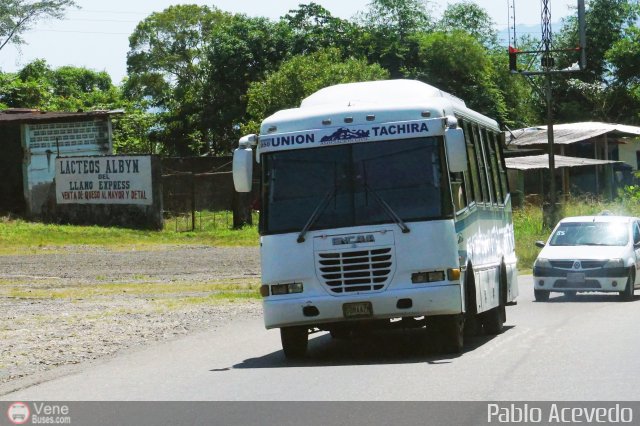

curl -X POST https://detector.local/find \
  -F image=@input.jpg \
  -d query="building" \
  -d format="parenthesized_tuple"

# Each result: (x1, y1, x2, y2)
(0, 109, 121, 217)
(505, 122, 640, 201)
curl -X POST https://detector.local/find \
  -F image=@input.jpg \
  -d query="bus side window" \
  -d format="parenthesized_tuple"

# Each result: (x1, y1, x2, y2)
(462, 120, 482, 205)
(486, 131, 503, 205)
(450, 171, 468, 213)
(494, 133, 509, 203)
(472, 124, 490, 203)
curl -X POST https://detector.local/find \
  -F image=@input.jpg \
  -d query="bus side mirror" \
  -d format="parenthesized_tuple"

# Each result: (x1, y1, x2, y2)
(233, 147, 253, 192)
(445, 128, 468, 173)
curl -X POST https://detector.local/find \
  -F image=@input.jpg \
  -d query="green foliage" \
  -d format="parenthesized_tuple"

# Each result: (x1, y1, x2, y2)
(0, 59, 123, 111)
(0, 0, 77, 51)
(406, 31, 508, 123)
(283, 3, 360, 56)
(550, 0, 640, 123)
(203, 15, 293, 155)
(356, 0, 434, 77)
(0, 211, 258, 254)
(437, 1, 498, 48)
(243, 49, 389, 134)
(125, 5, 228, 156)
(111, 107, 156, 154)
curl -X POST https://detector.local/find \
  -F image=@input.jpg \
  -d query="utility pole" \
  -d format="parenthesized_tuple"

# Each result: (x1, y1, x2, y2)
(542, 0, 557, 228)
(508, 0, 587, 228)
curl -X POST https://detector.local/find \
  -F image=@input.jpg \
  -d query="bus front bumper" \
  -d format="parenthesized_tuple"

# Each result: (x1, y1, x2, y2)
(263, 284, 463, 329)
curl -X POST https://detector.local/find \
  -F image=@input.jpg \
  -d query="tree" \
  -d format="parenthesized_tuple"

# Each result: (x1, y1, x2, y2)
(549, 0, 640, 123)
(0, 0, 77, 52)
(202, 14, 294, 155)
(606, 26, 640, 85)
(125, 7, 294, 156)
(406, 31, 508, 124)
(124, 5, 229, 156)
(0, 59, 122, 111)
(438, 1, 498, 48)
(112, 107, 157, 154)
(282, 3, 360, 56)
(356, 0, 434, 77)
(243, 49, 389, 134)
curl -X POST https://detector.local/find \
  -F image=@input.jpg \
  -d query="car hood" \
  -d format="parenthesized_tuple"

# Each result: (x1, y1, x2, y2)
(539, 245, 629, 260)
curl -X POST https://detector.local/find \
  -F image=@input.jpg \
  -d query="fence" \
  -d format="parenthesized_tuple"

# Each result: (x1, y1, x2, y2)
(161, 157, 258, 232)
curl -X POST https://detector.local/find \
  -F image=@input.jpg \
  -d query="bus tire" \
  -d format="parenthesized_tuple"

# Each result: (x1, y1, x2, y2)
(483, 265, 506, 335)
(463, 264, 482, 337)
(280, 326, 308, 359)
(329, 328, 351, 339)
(482, 305, 505, 335)
(433, 315, 464, 354)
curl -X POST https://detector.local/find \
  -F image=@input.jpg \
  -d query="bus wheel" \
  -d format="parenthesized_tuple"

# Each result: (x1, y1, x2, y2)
(329, 327, 351, 339)
(483, 265, 507, 335)
(433, 315, 464, 354)
(482, 305, 505, 335)
(280, 326, 308, 359)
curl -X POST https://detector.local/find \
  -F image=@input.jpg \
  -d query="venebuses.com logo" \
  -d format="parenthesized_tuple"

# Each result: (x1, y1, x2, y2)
(7, 402, 30, 425)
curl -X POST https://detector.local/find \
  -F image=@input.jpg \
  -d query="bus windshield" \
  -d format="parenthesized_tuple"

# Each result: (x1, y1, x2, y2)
(261, 137, 452, 235)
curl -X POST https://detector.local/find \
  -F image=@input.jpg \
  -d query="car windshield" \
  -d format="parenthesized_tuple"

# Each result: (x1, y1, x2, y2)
(261, 137, 451, 235)
(549, 221, 629, 246)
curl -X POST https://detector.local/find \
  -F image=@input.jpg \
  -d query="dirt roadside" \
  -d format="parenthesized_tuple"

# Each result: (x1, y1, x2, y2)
(0, 245, 262, 393)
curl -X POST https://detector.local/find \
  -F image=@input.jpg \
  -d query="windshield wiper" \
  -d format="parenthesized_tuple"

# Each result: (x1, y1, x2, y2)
(296, 188, 336, 243)
(363, 182, 410, 234)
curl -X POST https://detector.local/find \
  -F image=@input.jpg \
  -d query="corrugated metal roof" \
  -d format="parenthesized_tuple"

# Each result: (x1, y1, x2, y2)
(0, 109, 123, 125)
(505, 154, 621, 170)
(507, 122, 640, 146)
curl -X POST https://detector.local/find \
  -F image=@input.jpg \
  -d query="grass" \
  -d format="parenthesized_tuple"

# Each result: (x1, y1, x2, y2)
(0, 211, 259, 254)
(514, 196, 640, 271)
(3, 199, 637, 273)
(1, 278, 262, 301)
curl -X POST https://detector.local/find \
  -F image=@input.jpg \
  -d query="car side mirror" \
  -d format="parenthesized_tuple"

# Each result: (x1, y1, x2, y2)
(535, 241, 546, 248)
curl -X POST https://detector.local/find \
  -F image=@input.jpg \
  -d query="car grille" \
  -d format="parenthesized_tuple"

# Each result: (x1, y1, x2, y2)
(553, 280, 601, 289)
(549, 260, 607, 269)
(317, 248, 393, 294)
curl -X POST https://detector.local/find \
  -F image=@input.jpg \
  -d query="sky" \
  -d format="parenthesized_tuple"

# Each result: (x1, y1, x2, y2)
(0, 0, 578, 84)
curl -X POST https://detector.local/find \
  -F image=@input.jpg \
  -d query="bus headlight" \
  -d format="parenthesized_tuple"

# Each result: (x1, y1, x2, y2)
(412, 270, 445, 283)
(270, 282, 304, 296)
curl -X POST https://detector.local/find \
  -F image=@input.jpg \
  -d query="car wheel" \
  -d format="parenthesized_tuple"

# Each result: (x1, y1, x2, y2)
(621, 268, 635, 302)
(280, 326, 308, 359)
(534, 289, 550, 302)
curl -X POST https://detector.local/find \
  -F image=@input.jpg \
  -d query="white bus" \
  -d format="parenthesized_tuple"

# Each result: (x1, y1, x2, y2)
(233, 79, 518, 357)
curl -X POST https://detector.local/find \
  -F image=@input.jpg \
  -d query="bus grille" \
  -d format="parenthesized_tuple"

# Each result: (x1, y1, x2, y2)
(317, 248, 393, 294)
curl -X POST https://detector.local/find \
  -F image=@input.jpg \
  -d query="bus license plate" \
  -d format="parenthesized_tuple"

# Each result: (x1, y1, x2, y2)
(567, 272, 585, 283)
(343, 302, 373, 318)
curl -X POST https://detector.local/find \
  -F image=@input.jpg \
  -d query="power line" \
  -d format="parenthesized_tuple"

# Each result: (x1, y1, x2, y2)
(30, 29, 131, 35)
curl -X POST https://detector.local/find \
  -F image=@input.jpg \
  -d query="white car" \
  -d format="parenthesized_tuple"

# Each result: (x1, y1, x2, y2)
(533, 215, 640, 301)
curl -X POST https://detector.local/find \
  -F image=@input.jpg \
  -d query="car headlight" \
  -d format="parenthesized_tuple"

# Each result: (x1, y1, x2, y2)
(604, 259, 624, 268)
(534, 258, 551, 268)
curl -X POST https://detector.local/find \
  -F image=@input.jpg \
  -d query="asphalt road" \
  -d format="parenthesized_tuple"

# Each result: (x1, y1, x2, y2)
(5, 276, 640, 401)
